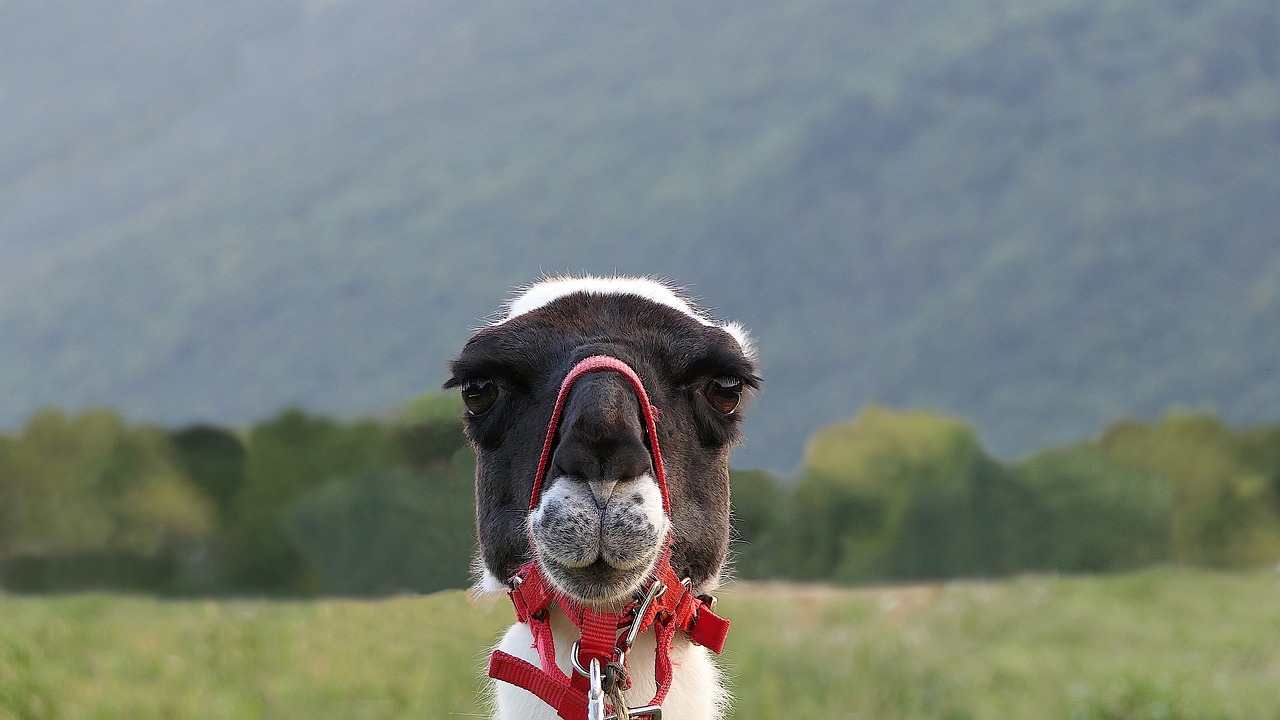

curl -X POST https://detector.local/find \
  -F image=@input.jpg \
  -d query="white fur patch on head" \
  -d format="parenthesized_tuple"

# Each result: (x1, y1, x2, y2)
(497, 275, 757, 361)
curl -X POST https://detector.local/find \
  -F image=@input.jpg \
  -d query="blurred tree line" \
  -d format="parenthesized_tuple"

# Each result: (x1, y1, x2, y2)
(0, 395, 474, 596)
(2, 402, 1278, 595)
(732, 407, 1280, 584)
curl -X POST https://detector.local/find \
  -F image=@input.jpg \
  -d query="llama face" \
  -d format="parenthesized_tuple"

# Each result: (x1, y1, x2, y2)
(446, 277, 758, 606)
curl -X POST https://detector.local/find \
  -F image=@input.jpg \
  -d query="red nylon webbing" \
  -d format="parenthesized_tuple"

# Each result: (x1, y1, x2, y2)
(570, 608, 621, 694)
(489, 651, 585, 720)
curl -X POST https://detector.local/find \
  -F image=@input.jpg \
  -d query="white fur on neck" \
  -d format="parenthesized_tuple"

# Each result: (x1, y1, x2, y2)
(496, 275, 757, 362)
(490, 606, 726, 720)
(475, 564, 510, 596)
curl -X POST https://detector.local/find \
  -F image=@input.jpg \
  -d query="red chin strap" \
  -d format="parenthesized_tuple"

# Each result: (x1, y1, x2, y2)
(487, 355, 730, 720)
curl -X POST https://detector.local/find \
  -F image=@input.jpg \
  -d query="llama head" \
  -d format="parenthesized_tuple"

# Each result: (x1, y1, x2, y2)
(446, 276, 759, 606)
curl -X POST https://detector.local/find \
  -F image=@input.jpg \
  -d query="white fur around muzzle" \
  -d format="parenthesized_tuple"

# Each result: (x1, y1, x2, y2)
(528, 474, 669, 602)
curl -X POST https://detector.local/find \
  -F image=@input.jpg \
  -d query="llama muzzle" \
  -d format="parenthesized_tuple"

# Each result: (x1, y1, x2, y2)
(528, 356, 671, 604)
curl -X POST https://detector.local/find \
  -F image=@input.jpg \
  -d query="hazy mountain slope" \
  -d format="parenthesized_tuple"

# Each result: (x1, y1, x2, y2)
(1, 0, 1278, 469)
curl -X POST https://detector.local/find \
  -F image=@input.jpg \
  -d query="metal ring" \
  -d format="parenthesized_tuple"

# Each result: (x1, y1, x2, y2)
(574, 640, 629, 679)
(570, 640, 590, 677)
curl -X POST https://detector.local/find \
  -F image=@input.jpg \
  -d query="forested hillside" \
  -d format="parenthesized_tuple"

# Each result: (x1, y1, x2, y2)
(2, 0, 1278, 468)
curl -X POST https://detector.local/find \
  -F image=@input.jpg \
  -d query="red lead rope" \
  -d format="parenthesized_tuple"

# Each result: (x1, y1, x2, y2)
(487, 355, 730, 720)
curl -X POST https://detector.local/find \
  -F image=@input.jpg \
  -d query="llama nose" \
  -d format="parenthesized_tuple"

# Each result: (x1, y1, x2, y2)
(550, 371, 653, 498)
(588, 479, 618, 506)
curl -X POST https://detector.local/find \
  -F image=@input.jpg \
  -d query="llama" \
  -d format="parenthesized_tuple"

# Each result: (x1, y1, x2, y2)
(446, 276, 759, 720)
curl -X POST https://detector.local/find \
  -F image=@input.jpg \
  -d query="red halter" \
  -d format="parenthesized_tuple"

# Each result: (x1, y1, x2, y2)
(487, 355, 730, 720)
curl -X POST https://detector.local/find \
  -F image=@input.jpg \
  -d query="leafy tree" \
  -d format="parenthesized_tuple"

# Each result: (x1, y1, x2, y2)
(171, 425, 248, 525)
(96, 425, 214, 555)
(790, 407, 1006, 583)
(396, 393, 469, 469)
(1010, 446, 1172, 573)
(728, 468, 788, 579)
(782, 408, 1186, 582)
(220, 410, 401, 593)
(285, 449, 476, 595)
(236, 409, 398, 526)
(1098, 413, 1280, 567)
(0, 410, 214, 592)
(2, 409, 123, 553)
(0, 410, 211, 556)
(0, 436, 17, 556)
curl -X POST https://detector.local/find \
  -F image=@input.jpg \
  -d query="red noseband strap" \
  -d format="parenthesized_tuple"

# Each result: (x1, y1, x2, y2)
(528, 355, 671, 515)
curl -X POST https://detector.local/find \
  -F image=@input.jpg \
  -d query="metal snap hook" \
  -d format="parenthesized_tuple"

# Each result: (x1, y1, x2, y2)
(621, 580, 667, 652)
(586, 657, 605, 720)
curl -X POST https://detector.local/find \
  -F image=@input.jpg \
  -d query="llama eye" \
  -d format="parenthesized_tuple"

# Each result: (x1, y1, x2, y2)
(703, 376, 743, 415)
(461, 379, 499, 415)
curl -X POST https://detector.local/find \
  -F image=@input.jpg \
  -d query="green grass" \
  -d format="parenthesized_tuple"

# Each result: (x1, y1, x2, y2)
(2, 569, 1278, 720)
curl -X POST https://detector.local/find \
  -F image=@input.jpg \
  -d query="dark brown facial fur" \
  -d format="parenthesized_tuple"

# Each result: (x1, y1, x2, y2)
(445, 289, 759, 601)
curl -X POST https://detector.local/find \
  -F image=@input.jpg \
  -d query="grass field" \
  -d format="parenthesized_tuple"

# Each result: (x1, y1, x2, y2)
(1, 569, 1278, 720)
